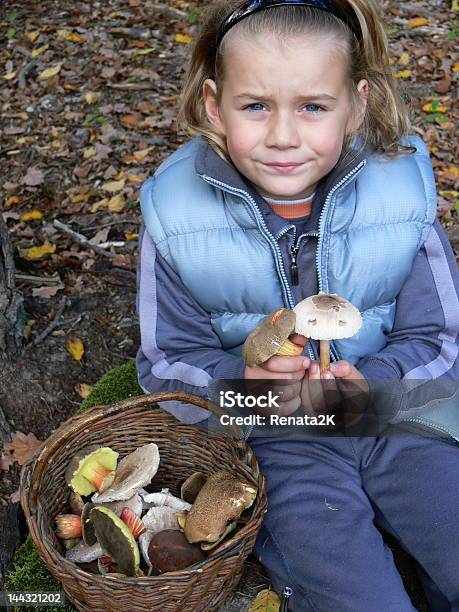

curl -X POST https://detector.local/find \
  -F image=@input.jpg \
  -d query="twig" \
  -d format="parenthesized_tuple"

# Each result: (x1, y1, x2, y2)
(0, 406, 13, 445)
(75, 219, 140, 231)
(26, 296, 67, 350)
(53, 219, 116, 258)
(106, 83, 157, 90)
(149, 3, 187, 19)
(18, 58, 38, 90)
(15, 273, 62, 286)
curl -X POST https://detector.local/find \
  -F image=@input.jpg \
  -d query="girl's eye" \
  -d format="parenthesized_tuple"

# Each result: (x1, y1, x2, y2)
(243, 103, 325, 113)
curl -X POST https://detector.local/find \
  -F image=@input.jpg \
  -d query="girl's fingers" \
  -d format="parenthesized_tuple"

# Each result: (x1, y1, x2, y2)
(264, 354, 310, 373)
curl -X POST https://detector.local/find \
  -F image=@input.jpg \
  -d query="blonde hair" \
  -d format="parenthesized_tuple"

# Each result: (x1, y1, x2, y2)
(177, 0, 415, 167)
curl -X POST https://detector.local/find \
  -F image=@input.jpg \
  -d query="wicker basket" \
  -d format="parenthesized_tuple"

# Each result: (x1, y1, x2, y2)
(20, 392, 268, 611)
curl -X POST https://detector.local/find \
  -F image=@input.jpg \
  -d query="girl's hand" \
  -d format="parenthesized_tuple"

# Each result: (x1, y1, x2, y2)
(300, 360, 370, 427)
(244, 334, 310, 416)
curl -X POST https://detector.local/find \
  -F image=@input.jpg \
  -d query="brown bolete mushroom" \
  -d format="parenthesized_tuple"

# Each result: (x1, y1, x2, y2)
(92, 443, 160, 503)
(65, 445, 118, 497)
(294, 292, 362, 373)
(243, 308, 303, 367)
(183, 470, 257, 545)
(180, 472, 207, 504)
(90, 506, 140, 577)
(147, 530, 206, 573)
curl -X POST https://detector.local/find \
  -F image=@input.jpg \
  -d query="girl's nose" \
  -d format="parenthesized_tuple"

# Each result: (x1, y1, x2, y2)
(265, 112, 301, 148)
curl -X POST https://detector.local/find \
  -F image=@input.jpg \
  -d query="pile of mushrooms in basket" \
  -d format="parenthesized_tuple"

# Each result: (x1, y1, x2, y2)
(56, 443, 257, 577)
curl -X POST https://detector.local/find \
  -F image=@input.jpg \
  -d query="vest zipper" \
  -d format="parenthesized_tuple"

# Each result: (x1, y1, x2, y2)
(401, 417, 459, 441)
(280, 586, 293, 611)
(289, 232, 319, 286)
(316, 160, 367, 361)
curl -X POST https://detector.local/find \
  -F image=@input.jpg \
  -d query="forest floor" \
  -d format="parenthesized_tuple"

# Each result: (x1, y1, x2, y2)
(0, 0, 458, 609)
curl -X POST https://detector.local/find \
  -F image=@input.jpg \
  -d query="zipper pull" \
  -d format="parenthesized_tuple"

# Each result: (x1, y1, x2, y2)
(289, 247, 299, 286)
(280, 586, 293, 612)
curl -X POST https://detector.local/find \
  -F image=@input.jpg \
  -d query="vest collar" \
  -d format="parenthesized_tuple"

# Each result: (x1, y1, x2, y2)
(195, 135, 368, 236)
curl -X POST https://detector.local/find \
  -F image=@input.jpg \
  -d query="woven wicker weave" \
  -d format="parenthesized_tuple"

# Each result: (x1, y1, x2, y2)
(20, 392, 267, 611)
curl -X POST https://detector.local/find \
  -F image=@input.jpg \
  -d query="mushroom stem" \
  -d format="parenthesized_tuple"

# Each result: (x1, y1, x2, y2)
(319, 339, 330, 373)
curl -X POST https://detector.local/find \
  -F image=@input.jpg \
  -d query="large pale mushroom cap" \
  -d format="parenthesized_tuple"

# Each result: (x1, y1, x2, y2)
(293, 292, 362, 341)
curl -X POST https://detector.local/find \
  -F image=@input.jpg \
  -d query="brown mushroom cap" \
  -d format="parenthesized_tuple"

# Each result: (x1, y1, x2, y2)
(147, 530, 206, 573)
(293, 293, 362, 340)
(184, 470, 257, 544)
(180, 472, 207, 504)
(243, 308, 296, 367)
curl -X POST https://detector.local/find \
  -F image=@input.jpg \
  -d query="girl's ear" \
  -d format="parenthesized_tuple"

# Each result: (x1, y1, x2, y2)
(203, 79, 226, 135)
(346, 79, 369, 134)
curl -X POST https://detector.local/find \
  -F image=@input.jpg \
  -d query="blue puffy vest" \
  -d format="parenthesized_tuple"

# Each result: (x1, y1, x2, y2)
(141, 135, 459, 440)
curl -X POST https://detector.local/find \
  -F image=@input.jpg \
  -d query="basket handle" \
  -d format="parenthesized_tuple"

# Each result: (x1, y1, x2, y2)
(26, 391, 244, 514)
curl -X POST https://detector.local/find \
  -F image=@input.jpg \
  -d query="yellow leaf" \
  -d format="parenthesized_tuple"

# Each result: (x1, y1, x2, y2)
(422, 102, 448, 113)
(23, 319, 36, 341)
(127, 174, 143, 182)
(20, 210, 44, 222)
(90, 198, 109, 213)
(57, 29, 72, 38)
(439, 190, 459, 198)
(66, 336, 85, 361)
(31, 44, 49, 58)
(453, 63, 459, 73)
(3, 71, 16, 81)
(75, 383, 92, 398)
(69, 193, 90, 203)
(83, 147, 97, 159)
(445, 166, 459, 178)
(102, 179, 125, 192)
(125, 232, 139, 240)
(133, 148, 153, 161)
(452, 0, 459, 11)
(85, 91, 102, 104)
(393, 70, 412, 79)
(175, 34, 192, 44)
(248, 589, 281, 612)
(26, 242, 56, 260)
(5, 196, 19, 208)
(132, 47, 157, 57)
(108, 194, 126, 212)
(407, 17, 428, 29)
(38, 64, 62, 80)
(398, 52, 410, 66)
(26, 31, 40, 43)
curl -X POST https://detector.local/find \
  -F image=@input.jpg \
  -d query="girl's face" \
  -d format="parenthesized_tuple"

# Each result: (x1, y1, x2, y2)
(204, 34, 368, 201)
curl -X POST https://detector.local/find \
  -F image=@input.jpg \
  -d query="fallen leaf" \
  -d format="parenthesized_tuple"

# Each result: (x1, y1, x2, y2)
(248, 589, 281, 612)
(398, 52, 410, 66)
(108, 194, 126, 212)
(22, 166, 44, 186)
(31, 44, 49, 58)
(38, 64, 62, 80)
(4, 431, 43, 466)
(26, 242, 56, 260)
(0, 452, 15, 471)
(84, 91, 102, 104)
(175, 34, 192, 44)
(393, 70, 412, 79)
(20, 210, 44, 222)
(75, 383, 93, 399)
(453, 63, 459, 73)
(22, 319, 36, 340)
(32, 285, 62, 298)
(422, 102, 448, 113)
(102, 179, 125, 192)
(5, 195, 19, 208)
(10, 488, 20, 503)
(66, 336, 85, 361)
(89, 227, 110, 245)
(407, 17, 428, 29)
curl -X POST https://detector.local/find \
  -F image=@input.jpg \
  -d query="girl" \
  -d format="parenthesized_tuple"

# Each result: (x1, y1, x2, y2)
(136, 1, 459, 609)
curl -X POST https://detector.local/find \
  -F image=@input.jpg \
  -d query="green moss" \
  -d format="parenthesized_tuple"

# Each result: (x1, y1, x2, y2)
(78, 358, 143, 414)
(7, 360, 145, 606)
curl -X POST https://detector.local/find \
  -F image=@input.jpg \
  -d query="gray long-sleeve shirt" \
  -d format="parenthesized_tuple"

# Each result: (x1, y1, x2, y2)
(136, 140, 459, 425)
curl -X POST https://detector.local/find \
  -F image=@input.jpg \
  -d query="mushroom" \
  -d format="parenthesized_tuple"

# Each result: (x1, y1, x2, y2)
(65, 540, 103, 563)
(65, 445, 119, 497)
(90, 506, 140, 577)
(81, 502, 97, 546)
(140, 488, 191, 512)
(55, 514, 82, 540)
(69, 491, 84, 516)
(102, 492, 143, 518)
(92, 443, 160, 503)
(243, 308, 303, 367)
(147, 530, 206, 573)
(180, 472, 207, 504)
(293, 292, 362, 373)
(183, 470, 257, 545)
(120, 507, 145, 540)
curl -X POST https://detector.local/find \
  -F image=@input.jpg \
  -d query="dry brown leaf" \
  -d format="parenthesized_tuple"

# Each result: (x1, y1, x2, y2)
(22, 166, 44, 186)
(38, 64, 62, 80)
(32, 285, 62, 298)
(0, 452, 15, 472)
(102, 179, 125, 192)
(108, 194, 126, 212)
(4, 431, 44, 466)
